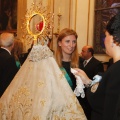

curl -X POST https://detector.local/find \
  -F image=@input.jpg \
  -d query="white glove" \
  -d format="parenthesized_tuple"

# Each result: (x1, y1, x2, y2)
(71, 68, 85, 98)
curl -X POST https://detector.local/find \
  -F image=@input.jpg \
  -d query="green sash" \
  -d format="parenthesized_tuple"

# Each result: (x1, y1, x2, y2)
(16, 61, 21, 69)
(60, 67, 73, 90)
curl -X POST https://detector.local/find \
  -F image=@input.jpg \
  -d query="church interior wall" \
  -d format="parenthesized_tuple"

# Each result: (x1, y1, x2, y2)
(16, 0, 111, 62)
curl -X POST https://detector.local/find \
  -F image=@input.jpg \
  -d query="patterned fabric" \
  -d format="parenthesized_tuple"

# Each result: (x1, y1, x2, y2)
(28, 44, 53, 62)
(71, 68, 85, 98)
(0, 44, 87, 120)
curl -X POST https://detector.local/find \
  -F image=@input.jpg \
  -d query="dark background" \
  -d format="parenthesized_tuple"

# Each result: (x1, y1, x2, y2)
(0, 0, 17, 31)
(94, 0, 120, 54)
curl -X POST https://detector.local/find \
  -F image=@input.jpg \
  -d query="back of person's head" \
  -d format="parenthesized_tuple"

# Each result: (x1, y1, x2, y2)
(106, 12, 120, 45)
(0, 32, 14, 47)
(55, 28, 79, 68)
(88, 47, 94, 56)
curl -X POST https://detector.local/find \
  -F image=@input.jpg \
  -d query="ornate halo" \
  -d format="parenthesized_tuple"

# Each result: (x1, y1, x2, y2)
(21, 1, 54, 45)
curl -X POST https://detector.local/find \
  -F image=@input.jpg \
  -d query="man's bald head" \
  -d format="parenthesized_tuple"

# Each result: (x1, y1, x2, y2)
(0, 32, 14, 47)
(81, 45, 94, 60)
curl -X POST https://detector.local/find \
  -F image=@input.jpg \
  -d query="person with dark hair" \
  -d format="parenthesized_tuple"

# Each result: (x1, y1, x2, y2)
(74, 12, 120, 120)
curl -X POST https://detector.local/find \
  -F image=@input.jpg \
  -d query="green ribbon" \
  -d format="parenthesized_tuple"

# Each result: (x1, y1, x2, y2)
(16, 61, 21, 69)
(60, 67, 73, 90)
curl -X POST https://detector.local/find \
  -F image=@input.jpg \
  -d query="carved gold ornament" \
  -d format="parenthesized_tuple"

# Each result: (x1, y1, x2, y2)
(21, 1, 53, 45)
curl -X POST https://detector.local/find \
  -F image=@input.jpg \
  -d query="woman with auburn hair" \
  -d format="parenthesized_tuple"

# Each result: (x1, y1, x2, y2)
(55, 28, 79, 90)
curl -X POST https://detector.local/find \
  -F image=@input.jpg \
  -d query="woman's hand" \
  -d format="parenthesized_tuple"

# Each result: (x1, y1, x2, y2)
(74, 68, 92, 86)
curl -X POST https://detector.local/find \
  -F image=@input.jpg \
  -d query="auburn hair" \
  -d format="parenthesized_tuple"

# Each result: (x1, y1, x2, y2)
(55, 28, 79, 68)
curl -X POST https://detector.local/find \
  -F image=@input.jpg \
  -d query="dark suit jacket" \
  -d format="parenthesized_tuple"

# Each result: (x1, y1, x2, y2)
(87, 60, 120, 120)
(80, 57, 104, 80)
(107, 58, 113, 69)
(114, 94, 120, 120)
(0, 48, 18, 97)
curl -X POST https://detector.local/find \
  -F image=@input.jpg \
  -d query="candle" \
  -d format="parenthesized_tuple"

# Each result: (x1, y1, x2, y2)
(59, 7, 61, 14)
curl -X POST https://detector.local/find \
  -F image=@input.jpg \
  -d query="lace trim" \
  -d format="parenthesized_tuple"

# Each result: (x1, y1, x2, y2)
(28, 45, 53, 62)
(71, 68, 85, 98)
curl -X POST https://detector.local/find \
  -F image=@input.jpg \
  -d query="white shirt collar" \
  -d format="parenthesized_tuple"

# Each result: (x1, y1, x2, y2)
(1, 47, 11, 55)
(86, 57, 93, 63)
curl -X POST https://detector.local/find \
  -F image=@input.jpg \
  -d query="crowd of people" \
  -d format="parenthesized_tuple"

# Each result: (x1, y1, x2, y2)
(0, 11, 120, 120)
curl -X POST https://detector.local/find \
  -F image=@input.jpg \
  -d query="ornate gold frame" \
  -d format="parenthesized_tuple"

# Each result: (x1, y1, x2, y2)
(21, 2, 53, 45)
(26, 12, 45, 43)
